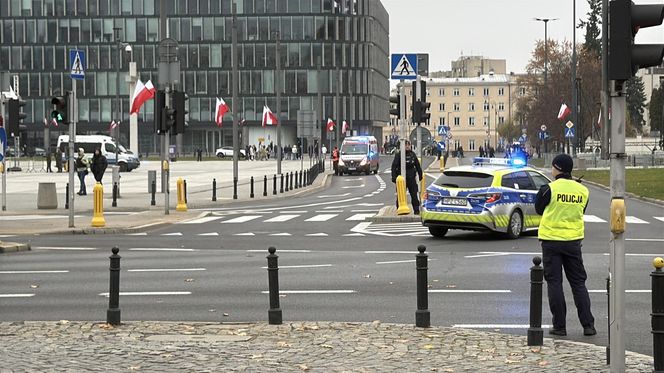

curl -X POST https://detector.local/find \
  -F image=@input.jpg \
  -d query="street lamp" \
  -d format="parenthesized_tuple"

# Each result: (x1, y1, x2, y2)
(534, 18, 558, 87)
(113, 27, 132, 167)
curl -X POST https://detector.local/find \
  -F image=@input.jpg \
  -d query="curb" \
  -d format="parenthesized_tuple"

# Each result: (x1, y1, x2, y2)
(369, 206, 420, 223)
(0, 242, 31, 253)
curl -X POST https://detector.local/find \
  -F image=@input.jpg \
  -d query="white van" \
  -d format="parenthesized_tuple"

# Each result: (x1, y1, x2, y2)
(56, 135, 140, 172)
(338, 136, 380, 175)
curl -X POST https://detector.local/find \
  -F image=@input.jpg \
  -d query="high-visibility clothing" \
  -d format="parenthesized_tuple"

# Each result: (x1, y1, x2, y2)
(538, 178, 589, 241)
(332, 149, 339, 161)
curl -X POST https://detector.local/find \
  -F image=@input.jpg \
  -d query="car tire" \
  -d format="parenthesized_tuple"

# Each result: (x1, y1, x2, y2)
(428, 226, 448, 238)
(365, 169, 370, 175)
(505, 210, 523, 239)
(217, 153, 224, 158)
(119, 163, 128, 172)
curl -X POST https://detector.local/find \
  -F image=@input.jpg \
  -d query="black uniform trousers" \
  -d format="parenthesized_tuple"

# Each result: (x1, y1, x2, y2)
(541, 239, 595, 330)
(394, 176, 420, 213)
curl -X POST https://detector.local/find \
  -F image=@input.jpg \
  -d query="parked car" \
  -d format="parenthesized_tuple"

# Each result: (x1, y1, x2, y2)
(215, 146, 246, 158)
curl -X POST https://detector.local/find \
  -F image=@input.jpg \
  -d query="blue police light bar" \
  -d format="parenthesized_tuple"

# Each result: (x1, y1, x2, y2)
(473, 157, 527, 167)
(511, 157, 527, 167)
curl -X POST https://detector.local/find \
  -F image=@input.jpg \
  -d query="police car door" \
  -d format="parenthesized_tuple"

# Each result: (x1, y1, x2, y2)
(510, 171, 538, 228)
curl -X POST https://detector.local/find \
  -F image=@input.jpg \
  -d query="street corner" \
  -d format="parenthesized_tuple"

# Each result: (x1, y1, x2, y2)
(369, 206, 420, 223)
(0, 241, 31, 253)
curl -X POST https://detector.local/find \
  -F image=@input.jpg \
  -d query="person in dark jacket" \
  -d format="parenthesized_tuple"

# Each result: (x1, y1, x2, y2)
(390, 140, 423, 214)
(90, 148, 108, 184)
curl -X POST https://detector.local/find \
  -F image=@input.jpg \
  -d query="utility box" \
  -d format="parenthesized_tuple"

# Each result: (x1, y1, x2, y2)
(148, 170, 156, 193)
(111, 166, 121, 198)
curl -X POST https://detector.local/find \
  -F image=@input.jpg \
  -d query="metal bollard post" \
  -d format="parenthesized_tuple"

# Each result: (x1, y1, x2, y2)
(652, 257, 664, 372)
(263, 175, 268, 197)
(285, 172, 289, 192)
(280, 174, 284, 193)
(112, 182, 118, 207)
(295, 171, 299, 189)
(107, 247, 121, 325)
(273, 174, 277, 195)
(183, 179, 188, 204)
(527, 256, 544, 346)
(151, 180, 156, 206)
(290, 171, 293, 191)
(299, 170, 303, 188)
(212, 178, 217, 202)
(415, 244, 430, 327)
(65, 183, 69, 209)
(267, 246, 282, 325)
(250, 176, 255, 198)
(607, 275, 611, 365)
(233, 177, 238, 200)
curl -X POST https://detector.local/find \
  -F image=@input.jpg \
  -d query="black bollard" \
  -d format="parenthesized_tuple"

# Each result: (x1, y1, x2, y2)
(267, 246, 283, 325)
(273, 174, 277, 195)
(263, 175, 268, 197)
(65, 183, 69, 209)
(212, 178, 217, 202)
(527, 256, 544, 346)
(289, 171, 293, 190)
(294, 171, 299, 189)
(112, 182, 118, 207)
(280, 174, 284, 193)
(233, 177, 238, 199)
(652, 257, 664, 372)
(300, 170, 303, 187)
(606, 275, 611, 365)
(285, 172, 289, 192)
(250, 176, 255, 198)
(184, 179, 188, 203)
(150, 180, 156, 206)
(107, 247, 121, 325)
(415, 245, 430, 327)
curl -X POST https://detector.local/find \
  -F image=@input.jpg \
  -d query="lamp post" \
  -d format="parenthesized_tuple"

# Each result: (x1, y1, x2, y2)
(534, 18, 558, 87)
(113, 28, 132, 166)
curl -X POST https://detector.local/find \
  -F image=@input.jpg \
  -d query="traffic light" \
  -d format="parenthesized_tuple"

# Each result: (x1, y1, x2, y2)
(50, 94, 69, 125)
(411, 81, 430, 124)
(154, 90, 166, 134)
(173, 91, 188, 134)
(419, 100, 431, 124)
(389, 93, 401, 119)
(609, 0, 664, 82)
(164, 106, 176, 132)
(7, 98, 27, 136)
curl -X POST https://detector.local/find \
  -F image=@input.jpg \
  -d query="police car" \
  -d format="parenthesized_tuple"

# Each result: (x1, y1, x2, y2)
(421, 157, 551, 239)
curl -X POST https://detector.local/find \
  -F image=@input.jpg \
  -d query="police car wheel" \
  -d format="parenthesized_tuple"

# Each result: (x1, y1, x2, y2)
(506, 210, 523, 239)
(428, 226, 448, 238)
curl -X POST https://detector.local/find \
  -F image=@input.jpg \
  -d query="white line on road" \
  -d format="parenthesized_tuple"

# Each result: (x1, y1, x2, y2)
(464, 253, 512, 259)
(198, 232, 219, 236)
(365, 250, 418, 254)
(626, 238, 664, 242)
(342, 185, 365, 189)
(601, 252, 664, 256)
(306, 233, 328, 237)
(344, 178, 363, 181)
(344, 233, 366, 237)
(316, 210, 343, 213)
(429, 290, 512, 293)
(260, 264, 333, 269)
(246, 249, 311, 253)
(0, 235, 16, 238)
(223, 215, 262, 223)
(126, 232, 148, 236)
(346, 213, 376, 221)
(161, 232, 183, 236)
(179, 216, 223, 224)
(0, 215, 81, 220)
(234, 232, 256, 236)
(350, 209, 380, 213)
(264, 214, 300, 222)
(626, 216, 650, 224)
(305, 214, 337, 222)
(583, 214, 607, 223)
(0, 294, 35, 298)
(317, 193, 351, 198)
(453, 324, 552, 329)
(376, 259, 416, 265)
(0, 270, 69, 274)
(655, 217, 664, 222)
(128, 248, 196, 252)
(280, 210, 308, 214)
(270, 233, 292, 236)
(127, 268, 206, 272)
(260, 290, 356, 294)
(33, 247, 98, 251)
(589, 289, 650, 293)
(98, 291, 191, 297)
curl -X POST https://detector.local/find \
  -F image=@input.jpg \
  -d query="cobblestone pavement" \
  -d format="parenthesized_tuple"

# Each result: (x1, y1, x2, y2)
(0, 321, 653, 372)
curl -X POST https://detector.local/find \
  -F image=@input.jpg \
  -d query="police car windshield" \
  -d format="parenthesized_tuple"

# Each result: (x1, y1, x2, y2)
(434, 171, 494, 188)
(341, 144, 368, 155)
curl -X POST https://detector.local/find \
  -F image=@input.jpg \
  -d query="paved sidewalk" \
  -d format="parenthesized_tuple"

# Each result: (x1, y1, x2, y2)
(0, 321, 652, 372)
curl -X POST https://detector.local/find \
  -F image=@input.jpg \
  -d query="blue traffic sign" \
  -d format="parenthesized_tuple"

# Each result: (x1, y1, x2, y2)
(437, 125, 449, 136)
(391, 54, 417, 80)
(437, 141, 446, 151)
(518, 134, 527, 143)
(0, 127, 6, 161)
(538, 131, 545, 140)
(565, 127, 575, 138)
(70, 49, 86, 80)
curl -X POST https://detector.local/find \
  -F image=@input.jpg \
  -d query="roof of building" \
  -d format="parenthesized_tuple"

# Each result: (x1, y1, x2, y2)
(423, 73, 512, 85)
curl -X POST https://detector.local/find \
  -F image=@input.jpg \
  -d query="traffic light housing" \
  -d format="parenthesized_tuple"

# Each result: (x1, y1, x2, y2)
(173, 91, 188, 134)
(411, 81, 430, 124)
(50, 94, 69, 125)
(609, 0, 664, 82)
(154, 90, 166, 134)
(7, 98, 27, 136)
(164, 106, 176, 132)
(389, 93, 401, 119)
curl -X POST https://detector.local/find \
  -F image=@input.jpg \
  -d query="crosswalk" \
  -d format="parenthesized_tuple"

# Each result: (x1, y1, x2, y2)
(179, 211, 381, 225)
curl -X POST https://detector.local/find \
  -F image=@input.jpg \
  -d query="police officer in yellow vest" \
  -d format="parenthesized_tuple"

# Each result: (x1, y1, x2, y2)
(535, 154, 596, 337)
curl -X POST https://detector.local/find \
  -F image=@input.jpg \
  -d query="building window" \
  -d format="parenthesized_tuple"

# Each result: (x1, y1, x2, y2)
(498, 87, 505, 96)
(498, 116, 505, 124)
(453, 88, 460, 96)
(468, 88, 475, 96)
(438, 103, 445, 111)
(453, 103, 460, 111)
(468, 103, 475, 111)
(483, 88, 490, 96)
(454, 117, 460, 126)
(483, 102, 489, 111)
(519, 87, 526, 96)
(439, 117, 445, 125)
(483, 116, 489, 126)
(469, 139, 475, 150)
(469, 117, 475, 126)
(498, 102, 505, 111)
(438, 88, 444, 96)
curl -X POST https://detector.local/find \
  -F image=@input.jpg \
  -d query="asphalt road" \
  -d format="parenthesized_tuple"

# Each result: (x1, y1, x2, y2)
(2, 156, 662, 357)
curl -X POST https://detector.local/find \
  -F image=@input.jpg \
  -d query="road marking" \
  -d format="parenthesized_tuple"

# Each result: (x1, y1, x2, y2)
(127, 268, 206, 272)
(306, 233, 329, 237)
(626, 216, 649, 224)
(317, 193, 351, 198)
(246, 249, 311, 253)
(270, 233, 292, 236)
(625, 238, 664, 242)
(346, 213, 376, 221)
(305, 214, 337, 222)
(453, 324, 552, 329)
(128, 248, 196, 252)
(583, 215, 607, 223)
(365, 250, 417, 254)
(0, 215, 81, 221)
(0, 235, 16, 238)
(260, 264, 333, 269)
(350, 209, 380, 213)
(0, 270, 69, 274)
(98, 291, 191, 297)
(234, 232, 255, 236)
(429, 290, 512, 293)
(589, 289, 650, 293)
(655, 217, 664, 223)
(0, 294, 35, 298)
(260, 290, 356, 294)
(179, 216, 223, 224)
(344, 178, 363, 181)
(32, 247, 98, 251)
(161, 232, 183, 236)
(126, 232, 147, 236)
(317, 210, 343, 213)
(342, 185, 365, 189)
(223, 215, 262, 223)
(264, 214, 299, 222)
(344, 233, 365, 237)
(376, 259, 416, 265)
(280, 210, 308, 214)
(198, 232, 219, 236)
(464, 251, 542, 259)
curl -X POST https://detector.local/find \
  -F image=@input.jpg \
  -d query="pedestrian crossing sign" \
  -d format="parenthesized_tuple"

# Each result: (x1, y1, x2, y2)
(391, 54, 417, 80)
(565, 127, 575, 138)
(70, 49, 86, 80)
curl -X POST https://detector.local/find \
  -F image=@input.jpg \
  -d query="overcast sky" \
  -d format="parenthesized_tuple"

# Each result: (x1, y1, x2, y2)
(381, 0, 664, 75)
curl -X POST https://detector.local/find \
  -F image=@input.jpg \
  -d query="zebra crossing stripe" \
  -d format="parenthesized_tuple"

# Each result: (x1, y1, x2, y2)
(655, 217, 664, 223)
(234, 233, 255, 236)
(223, 215, 262, 223)
(270, 233, 292, 236)
(162, 232, 183, 236)
(179, 216, 223, 224)
(626, 216, 649, 224)
(264, 214, 299, 222)
(305, 214, 337, 222)
(346, 213, 376, 221)
(306, 233, 328, 237)
(198, 232, 219, 236)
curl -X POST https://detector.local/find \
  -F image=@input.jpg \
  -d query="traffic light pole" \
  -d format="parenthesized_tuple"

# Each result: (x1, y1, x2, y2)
(399, 81, 406, 181)
(1, 95, 6, 211)
(231, 3, 239, 191)
(415, 75, 422, 161)
(275, 32, 282, 175)
(163, 90, 170, 215)
(68, 83, 77, 227)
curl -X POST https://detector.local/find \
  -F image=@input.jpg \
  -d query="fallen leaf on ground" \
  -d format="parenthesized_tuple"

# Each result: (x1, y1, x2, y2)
(30, 284, 39, 288)
(297, 364, 310, 371)
(422, 344, 435, 349)
(321, 344, 334, 349)
(538, 361, 549, 366)
(223, 313, 229, 317)
(185, 278, 194, 282)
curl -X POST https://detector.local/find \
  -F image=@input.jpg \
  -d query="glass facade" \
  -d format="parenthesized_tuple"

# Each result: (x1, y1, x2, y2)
(0, 0, 389, 154)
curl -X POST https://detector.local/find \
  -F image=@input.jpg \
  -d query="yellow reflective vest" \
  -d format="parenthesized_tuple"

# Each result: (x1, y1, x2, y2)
(538, 178, 589, 241)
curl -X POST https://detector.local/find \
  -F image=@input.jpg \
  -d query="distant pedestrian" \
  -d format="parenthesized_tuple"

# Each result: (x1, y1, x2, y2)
(55, 149, 63, 172)
(46, 152, 53, 173)
(535, 154, 595, 337)
(332, 146, 340, 175)
(75, 148, 90, 195)
(479, 146, 485, 158)
(90, 148, 108, 184)
(322, 145, 328, 160)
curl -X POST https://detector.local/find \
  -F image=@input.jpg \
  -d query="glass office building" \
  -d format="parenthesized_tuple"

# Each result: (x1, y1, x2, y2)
(0, 0, 389, 156)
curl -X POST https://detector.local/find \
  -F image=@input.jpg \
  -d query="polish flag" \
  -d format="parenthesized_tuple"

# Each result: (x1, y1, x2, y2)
(44, 117, 58, 127)
(215, 97, 229, 127)
(262, 105, 277, 127)
(342, 120, 349, 134)
(327, 118, 335, 132)
(557, 103, 571, 121)
(596, 110, 602, 129)
(130, 80, 156, 115)
(109, 120, 118, 131)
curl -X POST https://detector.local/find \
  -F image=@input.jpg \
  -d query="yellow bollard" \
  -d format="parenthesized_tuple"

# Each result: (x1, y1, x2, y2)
(439, 157, 445, 172)
(176, 177, 188, 212)
(420, 173, 426, 206)
(396, 175, 411, 215)
(91, 182, 106, 227)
